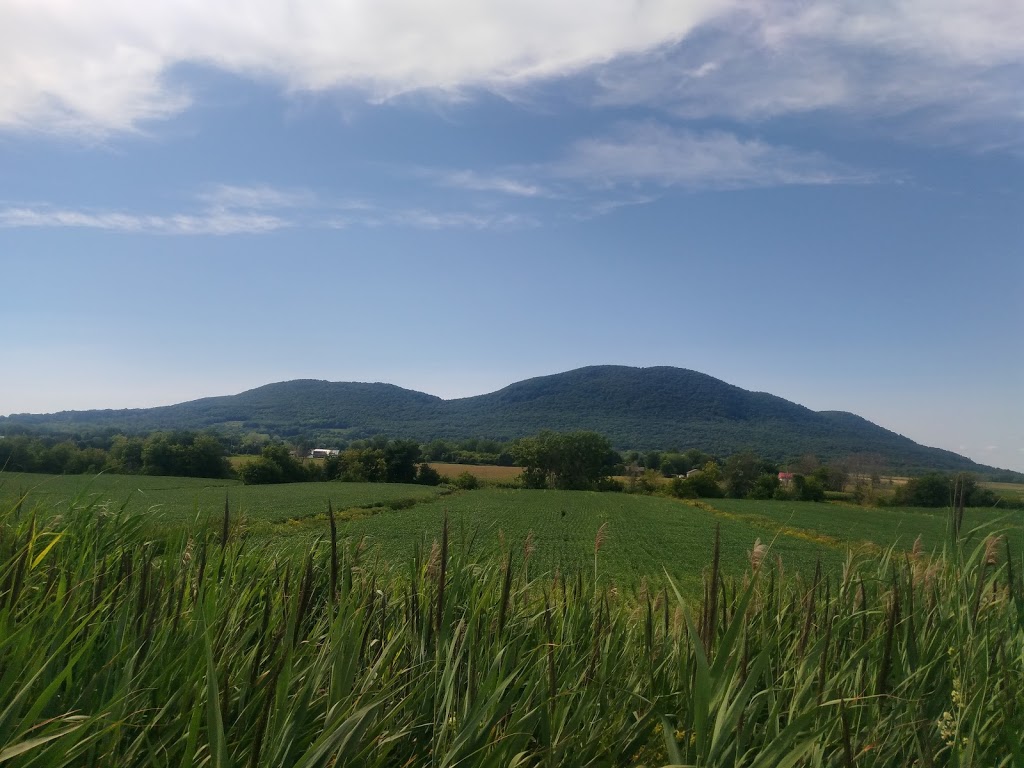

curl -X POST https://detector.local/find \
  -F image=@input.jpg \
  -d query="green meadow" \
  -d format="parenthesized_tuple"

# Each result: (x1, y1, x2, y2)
(0, 472, 446, 526)
(3, 473, 1021, 597)
(2, 471, 1023, 765)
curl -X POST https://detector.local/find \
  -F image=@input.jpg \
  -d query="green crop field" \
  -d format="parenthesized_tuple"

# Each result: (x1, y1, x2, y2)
(983, 481, 1024, 505)
(5, 473, 1020, 598)
(0, 472, 449, 529)
(317, 490, 1023, 595)
(706, 498, 1024, 553)
(3, 472, 1023, 765)
(4, 476, 1023, 765)
(325, 490, 854, 594)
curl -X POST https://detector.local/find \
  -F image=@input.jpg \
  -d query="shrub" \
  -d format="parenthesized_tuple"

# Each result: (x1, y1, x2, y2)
(747, 473, 780, 500)
(238, 457, 285, 485)
(629, 470, 662, 495)
(452, 471, 481, 490)
(669, 475, 722, 499)
(595, 476, 624, 492)
(893, 472, 998, 508)
(416, 463, 443, 486)
(670, 476, 697, 498)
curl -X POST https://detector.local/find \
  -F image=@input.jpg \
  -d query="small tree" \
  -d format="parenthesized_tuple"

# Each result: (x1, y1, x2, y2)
(451, 471, 480, 490)
(416, 463, 443, 486)
(672, 462, 723, 498)
(724, 451, 761, 498)
(239, 457, 285, 485)
(383, 439, 422, 484)
(511, 431, 616, 491)
(748, 473, 781, 500)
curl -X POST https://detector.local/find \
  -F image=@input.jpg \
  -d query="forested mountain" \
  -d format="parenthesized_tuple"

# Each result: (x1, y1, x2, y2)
(0, 365, 997, 473)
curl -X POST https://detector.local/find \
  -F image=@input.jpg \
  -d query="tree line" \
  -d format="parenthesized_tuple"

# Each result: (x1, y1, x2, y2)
(238, 438, 443, 486)
(1, 429, 1009, 508)
(0, 432, 232, 478)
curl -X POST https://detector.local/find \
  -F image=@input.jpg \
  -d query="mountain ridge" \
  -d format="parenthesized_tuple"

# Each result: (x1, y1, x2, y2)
(0, 365, 1008, 475)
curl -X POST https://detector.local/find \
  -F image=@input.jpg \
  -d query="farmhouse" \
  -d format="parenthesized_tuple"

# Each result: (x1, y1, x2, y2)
(308, 448, 340, 459)
(778, 471, 794, 485)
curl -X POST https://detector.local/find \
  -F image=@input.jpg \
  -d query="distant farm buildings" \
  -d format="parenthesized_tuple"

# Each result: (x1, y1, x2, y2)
(778, 472, 795, 485)
(308, 448, 340, 459)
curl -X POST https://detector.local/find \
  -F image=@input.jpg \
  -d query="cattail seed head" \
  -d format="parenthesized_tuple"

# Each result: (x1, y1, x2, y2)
(523, 530, 536, 562)
(426, 539, 441, 580)
(748, 538, 766, 571)
(984, 535, 1003, 567)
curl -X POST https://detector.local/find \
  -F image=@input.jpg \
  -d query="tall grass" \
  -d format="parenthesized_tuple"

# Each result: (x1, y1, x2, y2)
(0, 493, 1021, 766)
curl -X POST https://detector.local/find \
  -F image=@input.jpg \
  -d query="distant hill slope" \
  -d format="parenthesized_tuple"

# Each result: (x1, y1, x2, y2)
(0, 365, 1000, 474)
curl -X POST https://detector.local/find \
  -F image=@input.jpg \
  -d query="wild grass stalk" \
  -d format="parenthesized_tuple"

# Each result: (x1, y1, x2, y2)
(0, 494, 1021, 766)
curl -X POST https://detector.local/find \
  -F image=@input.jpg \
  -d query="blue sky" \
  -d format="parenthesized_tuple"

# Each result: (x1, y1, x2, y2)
(1, 1, 1021, 471)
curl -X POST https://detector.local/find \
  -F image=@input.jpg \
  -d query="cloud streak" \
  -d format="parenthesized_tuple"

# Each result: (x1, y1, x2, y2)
(197, 184, 315, 210)
(0, 184, 538, 234)
(0, 206, 288, 235)
(0, 116, 879, 239)
(419, 123, 875, 206)
(553, 123, 873, 189)
(437, 170, 550, 198)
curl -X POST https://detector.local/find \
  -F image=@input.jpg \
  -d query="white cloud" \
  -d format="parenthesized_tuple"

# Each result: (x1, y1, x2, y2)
(554, 123, 872, 189)
(421, 121, 874, 202)
(3, 2, 1020, 145)
(0, 177, 537, 234)
(0, 206, 287, 235)
(197, 184, 315, 209)
(438, 170, 549, 198)
(0, 0, 728, 135)
(391, 209, 534, 231)
(572, 194, 658, 221)
(593, 2, 1024, 145)
(328, 206, 536, 231)
(0, 182, 310, 234)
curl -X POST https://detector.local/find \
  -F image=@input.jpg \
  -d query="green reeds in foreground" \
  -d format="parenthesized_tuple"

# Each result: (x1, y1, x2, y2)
(0, 497, 1022, 767)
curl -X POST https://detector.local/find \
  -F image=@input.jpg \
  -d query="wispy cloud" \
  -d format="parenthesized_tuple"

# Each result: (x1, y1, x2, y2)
(327, 205, 537, 231)
(0, 206, 287, 235)
(0, 183, 538, 235)
(392, 209, 535, 230)
(413, 122, 875, 222)
(197, 184, 315, 210)
(572, 195, 658, 221)
(437, 170, 549, 198)
(592, 2, 1024, 147)
(0, 117, 877, 238)
(554, 123, 873, 189)
(419, 120, 875, 213)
